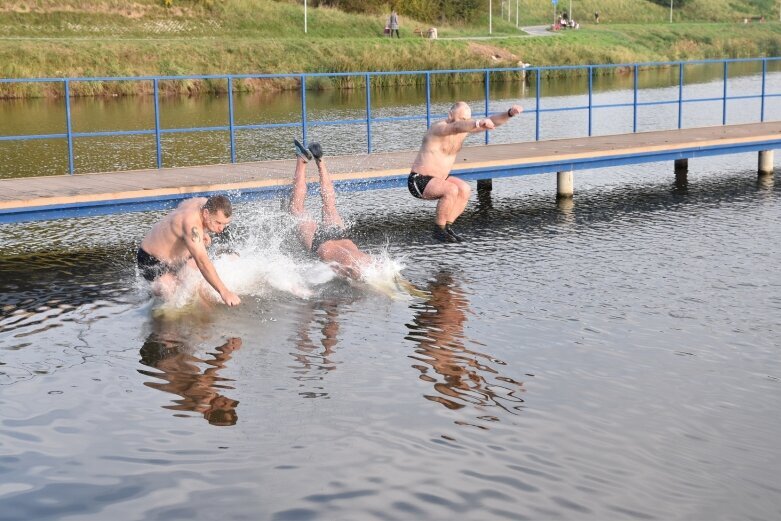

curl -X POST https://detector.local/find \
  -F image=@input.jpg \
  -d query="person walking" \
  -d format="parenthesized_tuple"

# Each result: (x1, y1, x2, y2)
(389, 9, 400, 38)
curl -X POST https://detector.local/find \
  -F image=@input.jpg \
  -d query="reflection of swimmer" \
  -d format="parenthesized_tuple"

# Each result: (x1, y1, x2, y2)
(290, 140, 372, 280)
(405, 271, 525, 425)
(288, 300, 341, 399)
(138, 317, 241, 426)
(137, 195, 240, 307)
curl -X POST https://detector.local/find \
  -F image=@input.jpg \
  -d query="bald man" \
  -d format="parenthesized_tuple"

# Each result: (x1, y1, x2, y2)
(408, 101, 523, 242)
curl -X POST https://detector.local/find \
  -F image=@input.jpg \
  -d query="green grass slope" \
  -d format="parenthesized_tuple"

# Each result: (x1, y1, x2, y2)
(1, 0, 780, 97)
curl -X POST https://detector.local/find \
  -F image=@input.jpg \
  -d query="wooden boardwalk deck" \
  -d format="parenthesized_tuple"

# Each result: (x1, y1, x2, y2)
(2, 122, 780, 223)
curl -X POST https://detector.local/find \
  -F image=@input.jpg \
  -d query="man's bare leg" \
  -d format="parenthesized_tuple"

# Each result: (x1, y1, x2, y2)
(315, 157, 345, 228)
(290, 157, 308, 217)
(445, 177, 471, 223)
(421, 177, 460, 227)
(290, 157, 316, 250)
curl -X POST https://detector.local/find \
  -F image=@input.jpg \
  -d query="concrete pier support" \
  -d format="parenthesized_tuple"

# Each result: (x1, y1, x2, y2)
(557, 171, 573, 198)
(477, 179, 493, 193)
(758, 150, 774, 175)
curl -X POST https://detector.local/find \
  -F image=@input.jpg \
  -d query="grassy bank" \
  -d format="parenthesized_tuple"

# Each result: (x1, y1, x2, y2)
(2, 0, 781, 98)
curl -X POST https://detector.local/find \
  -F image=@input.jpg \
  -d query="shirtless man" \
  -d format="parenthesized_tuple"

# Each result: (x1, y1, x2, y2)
(290, 140, 372, 280)
(137, 195, 241, 306)
(408, 101, 523, 242)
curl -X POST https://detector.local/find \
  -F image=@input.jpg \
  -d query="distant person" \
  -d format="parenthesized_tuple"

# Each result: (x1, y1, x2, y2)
(408, 101, 523, 242)
(595, 11, 600, 24)
(137, 195, 241, 306)
(389, 9, 400, 38)
(290, 139, 372, 280)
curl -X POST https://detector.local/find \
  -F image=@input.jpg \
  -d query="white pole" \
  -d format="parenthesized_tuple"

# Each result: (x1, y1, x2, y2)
(516, 0, 519, 28)
(569, 0, 572, 21)
(489, 0, 493, 34)
(669, 0, 673, 23)
(304, 0, 308, 33)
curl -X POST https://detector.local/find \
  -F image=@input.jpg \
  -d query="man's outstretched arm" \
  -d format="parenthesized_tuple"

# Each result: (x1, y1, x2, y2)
(485, 104, 523, 128)
(182, 219, 240, 306)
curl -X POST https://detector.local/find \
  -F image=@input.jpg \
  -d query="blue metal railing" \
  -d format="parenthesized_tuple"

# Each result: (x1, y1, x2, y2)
(1, 57, 780, 175)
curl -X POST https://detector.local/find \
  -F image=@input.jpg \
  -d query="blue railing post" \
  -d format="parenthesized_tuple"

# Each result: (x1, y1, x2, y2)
(678, 62, 684, 129)
(484, 70, 490, 144)
(365, 73, 372, 153)
(300, 74, 308, 144)
(535, 68, 540, 141)
(633, 64, 638, 133)
(761, 58, 767, 122)
(64, 79, 74, 175)
(722, 61, 728, 125)
(588, 65, 593, 136)
(228, 76, 236, 163)
(153, 78, 163, 168)
(425, 72, 431, 128)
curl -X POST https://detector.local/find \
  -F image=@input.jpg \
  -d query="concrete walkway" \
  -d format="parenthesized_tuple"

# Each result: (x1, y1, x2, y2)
(435, 25, 555, 41)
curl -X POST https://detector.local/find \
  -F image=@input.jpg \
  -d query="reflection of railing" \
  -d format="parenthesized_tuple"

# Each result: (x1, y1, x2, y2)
(1, 57, 780, 175)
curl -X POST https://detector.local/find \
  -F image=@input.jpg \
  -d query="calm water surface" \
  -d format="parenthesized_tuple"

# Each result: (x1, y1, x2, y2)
(2, 65, 781, 520)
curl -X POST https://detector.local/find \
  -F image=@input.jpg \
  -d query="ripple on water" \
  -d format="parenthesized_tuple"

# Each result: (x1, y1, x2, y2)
(1, 167, 780, 520)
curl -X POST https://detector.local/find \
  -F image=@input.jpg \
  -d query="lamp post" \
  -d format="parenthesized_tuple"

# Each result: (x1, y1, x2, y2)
(304, 0, 308, 33)
(489, 0, 493, 34)
(516, 0, 519, 28)
(669, 0, 673, 23)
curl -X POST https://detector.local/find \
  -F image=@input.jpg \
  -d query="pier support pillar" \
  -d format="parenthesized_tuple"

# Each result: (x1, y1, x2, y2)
(557, 171, 573, 199)
(674, 159, 688, 186)
(758, 150, 774, 176)
(477, 179, 493, 193)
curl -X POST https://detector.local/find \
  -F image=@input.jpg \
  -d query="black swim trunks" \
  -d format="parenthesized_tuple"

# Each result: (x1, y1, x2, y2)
(407, 171, 433, 199)
(310, 226, 350, 254)
(136, 248, 180, 282)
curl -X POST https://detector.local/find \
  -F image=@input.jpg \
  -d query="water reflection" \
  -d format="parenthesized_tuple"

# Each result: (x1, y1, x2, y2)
(405, 271, 526, 428)
(288, 300, 342, 399)
(138, 314, 241, 426)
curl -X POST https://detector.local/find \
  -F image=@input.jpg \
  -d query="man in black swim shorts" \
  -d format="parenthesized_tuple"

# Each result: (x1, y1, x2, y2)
(137, 195, 241, 306)
(409, 101, 523, 242)
(289, 139, 372, 280)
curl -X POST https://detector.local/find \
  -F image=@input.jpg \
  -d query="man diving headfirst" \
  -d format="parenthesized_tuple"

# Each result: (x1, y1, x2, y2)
(137, 195, 241, 307)
(290, 140, 372, 280)
(408, 101, 523, 242)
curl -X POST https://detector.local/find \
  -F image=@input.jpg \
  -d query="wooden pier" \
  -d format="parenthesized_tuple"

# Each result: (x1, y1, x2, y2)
(1, 122, 780, 223)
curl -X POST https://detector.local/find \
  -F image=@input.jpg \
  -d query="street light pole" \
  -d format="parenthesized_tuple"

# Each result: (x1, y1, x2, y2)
(304, 0, 308, 33)
(516, 0, 519, 28)
(489, 0, 493, 34)
(669, 0, 673, 23)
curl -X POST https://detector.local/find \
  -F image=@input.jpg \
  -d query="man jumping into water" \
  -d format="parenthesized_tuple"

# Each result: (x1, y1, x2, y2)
(408, 101, 523, 242)
(137, 195, 241, 307)
(290, 140, 372, 280)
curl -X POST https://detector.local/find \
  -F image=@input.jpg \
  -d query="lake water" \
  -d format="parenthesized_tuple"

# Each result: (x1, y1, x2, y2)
(2, 63, 781, 520)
